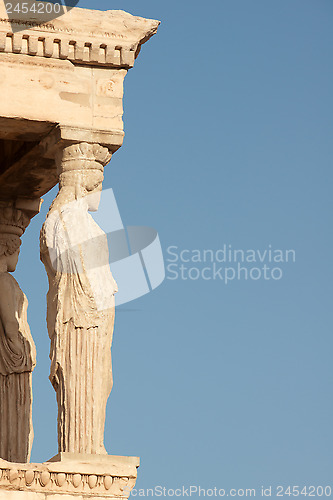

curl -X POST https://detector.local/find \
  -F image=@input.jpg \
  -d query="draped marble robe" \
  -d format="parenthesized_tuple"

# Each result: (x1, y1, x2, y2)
(0, 272, 36, 463)
(40, 197, 117, 454)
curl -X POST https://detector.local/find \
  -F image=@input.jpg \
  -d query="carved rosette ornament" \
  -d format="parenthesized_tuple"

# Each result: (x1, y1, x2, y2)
(40, 142, 118, 455)
(0, 201, 37, 463)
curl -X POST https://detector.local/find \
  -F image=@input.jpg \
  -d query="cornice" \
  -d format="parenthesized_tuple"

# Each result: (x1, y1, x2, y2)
(0, 8, 160, 68)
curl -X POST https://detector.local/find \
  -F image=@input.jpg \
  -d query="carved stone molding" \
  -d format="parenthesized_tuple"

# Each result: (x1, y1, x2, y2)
(0, 30, 137, 67)
(0, 455, 139, 498)
(0, 127, 123, 201)
(0, 8, 160, 68)
(0, 6, 159, 204)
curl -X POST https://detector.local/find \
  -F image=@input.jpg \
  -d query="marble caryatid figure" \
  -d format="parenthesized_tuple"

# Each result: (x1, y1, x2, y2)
(0, 203, 36, 463)
(40, 142, 118, 455)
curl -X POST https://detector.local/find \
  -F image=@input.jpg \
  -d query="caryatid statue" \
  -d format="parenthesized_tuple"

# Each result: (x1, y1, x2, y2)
(0, 202, 36, 463)
(40, 142, 118, 455)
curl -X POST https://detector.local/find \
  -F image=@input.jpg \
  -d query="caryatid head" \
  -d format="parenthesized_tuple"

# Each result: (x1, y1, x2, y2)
(0, 204, 30, 272)
(56, 142, 112, 212)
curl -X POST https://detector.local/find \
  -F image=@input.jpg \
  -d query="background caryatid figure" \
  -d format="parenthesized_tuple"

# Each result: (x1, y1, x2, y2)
(40, 142, 118, 455)
(0, 203, 36, 463)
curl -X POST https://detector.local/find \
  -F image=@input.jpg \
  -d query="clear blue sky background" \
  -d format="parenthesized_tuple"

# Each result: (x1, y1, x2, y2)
(14, 0, 333, 497)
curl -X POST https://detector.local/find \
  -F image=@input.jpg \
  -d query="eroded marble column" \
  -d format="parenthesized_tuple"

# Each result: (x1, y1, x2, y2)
(40, 142, 118, 455)
(0, 201, 37, 463)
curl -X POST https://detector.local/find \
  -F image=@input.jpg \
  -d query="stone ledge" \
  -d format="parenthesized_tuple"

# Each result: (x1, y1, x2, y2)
(0, 455, 139, 498)
(0, 7, 160, 69)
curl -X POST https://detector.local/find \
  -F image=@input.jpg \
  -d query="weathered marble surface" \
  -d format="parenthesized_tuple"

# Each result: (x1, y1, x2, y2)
(0, 202, 38, 463)
(0, 2, 159, 494)
(0, 454, 139, 498)
(0, 6, 159, 68)
(0, 7, 159, 198)
(40, 143, 118, 454)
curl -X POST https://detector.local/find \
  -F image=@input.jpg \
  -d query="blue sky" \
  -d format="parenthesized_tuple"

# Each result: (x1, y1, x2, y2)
(14, 0, 333, 497)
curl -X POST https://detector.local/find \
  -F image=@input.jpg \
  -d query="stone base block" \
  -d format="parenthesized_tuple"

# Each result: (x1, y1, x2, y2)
(0, 454, 139, 499)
